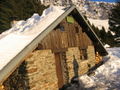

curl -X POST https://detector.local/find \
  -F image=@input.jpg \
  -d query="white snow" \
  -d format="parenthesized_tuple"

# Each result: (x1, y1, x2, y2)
(79, 47, 120, 89)
(88, 18, 109, 32)
(80, 75, 96, 88)
(0, 5, 65, 71)
(41, 0, 44, 4)
(104, 44, 110, 48)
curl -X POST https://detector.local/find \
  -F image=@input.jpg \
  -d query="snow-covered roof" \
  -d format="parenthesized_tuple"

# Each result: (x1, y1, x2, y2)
(0, 6, 65, 70)
(0, 5, 66, 83)
(0, 5, 108, 83)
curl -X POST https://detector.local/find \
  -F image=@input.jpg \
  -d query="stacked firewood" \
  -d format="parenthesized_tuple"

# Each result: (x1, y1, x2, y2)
(95, 52, 102, 64)
(0, 84, 4, 90)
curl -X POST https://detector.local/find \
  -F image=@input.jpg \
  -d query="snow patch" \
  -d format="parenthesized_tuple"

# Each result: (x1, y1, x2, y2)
(104, 44, 110, 48)
(80, 48, 120, 89)
(79, 75, 96, 88)
(88, 18, 109, 32)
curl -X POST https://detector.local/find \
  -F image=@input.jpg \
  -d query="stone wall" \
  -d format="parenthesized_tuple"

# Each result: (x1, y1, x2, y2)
(4, 50, 58, 90)
(66, 47, 81, 81)
(79, 46, 96, 74)
(3, 46, 96, 90)
(87, 46, 96, 67)
(66, 46, 96, 80)
(25, 50, 58, 90)
(3, 61, 29, 90)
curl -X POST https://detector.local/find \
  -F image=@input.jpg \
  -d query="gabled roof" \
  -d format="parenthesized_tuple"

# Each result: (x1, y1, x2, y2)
(0, 5, 108, 84)
(70, 7, 108, 56)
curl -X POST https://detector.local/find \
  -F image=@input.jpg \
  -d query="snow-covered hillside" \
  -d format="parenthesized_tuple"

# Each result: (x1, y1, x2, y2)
(80, 47, 120, 90)
(40, 0, 114, 32)
(40, 0, 115, 19)
(88, 18, 109, 32)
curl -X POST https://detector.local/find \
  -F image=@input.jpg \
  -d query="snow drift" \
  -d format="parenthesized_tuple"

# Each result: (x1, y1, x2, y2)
(79, 47, 120, 90)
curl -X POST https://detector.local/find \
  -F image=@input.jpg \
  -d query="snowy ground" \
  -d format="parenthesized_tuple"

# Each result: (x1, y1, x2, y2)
(80, 47, 120, 90)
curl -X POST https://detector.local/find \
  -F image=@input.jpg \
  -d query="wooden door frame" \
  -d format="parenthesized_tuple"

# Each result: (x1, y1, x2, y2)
(54, 53, 64, 89)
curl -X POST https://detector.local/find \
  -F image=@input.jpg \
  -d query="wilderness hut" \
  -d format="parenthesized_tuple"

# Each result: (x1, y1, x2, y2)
(0, 5, 108, 90)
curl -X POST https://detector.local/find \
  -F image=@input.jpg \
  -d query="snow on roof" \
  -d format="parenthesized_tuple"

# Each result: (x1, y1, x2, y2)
(0, 5, 65, 71)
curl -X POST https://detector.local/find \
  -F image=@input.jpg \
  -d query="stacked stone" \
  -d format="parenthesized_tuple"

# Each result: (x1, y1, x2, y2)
(25, 50, 58, 90)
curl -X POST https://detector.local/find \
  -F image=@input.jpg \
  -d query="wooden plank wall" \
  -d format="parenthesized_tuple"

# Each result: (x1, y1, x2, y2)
(39, 17, 93, 50)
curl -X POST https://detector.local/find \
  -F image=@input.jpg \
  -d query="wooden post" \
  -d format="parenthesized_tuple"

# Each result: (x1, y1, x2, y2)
(54, 53, 64, 89)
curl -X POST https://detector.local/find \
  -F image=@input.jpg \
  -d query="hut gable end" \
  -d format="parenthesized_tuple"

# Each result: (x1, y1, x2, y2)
(0, 6, 108, 90)
(39, 17, 93, 51)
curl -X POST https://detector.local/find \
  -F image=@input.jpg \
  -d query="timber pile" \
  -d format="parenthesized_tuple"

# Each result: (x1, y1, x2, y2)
(95, 52, 102, 64)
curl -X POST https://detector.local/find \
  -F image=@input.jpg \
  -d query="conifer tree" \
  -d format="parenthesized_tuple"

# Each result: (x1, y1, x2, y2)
(109, 1, 120, 38)
(99, 27, 107, 44)
(0, 0, 47, 33)
(106, 31, 115, 46)
(91, 24, 100, 37)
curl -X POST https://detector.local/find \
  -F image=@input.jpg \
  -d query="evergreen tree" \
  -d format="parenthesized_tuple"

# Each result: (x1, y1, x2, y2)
(99, 27, 107, 44)
(0, 0, 47, 33)
(83, 14, 114, 46)
(91, 24, 100, 37)
(106, 31, 115, 46)
(109, 2, 120, 38)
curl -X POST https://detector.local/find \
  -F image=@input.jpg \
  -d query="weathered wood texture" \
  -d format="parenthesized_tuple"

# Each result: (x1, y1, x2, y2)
(39, 18, 93, 50)
(54, 53, 64, 88)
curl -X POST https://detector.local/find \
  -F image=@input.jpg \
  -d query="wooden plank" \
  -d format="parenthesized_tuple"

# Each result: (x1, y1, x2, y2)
(50, 31, 56, 49)
(69, 24, 74, 47)
(66, 23, 72, 47)
(86, 33, 93, 45)
(49, 31, 54, 49)
(83, 32, 87, 48)
(63, 20, 69, 48)
(78, 33, 82, 47)
(40, 39, 46, 49)
(54, 53, 64, 89)
(75, 33, 80, 47)
(56, 30, 62, 48)
(73, 24, 78, 46)
(71, 24, 75, 46)
(79, 29, 85, 48)
(61, 32, 68, 48)
(46, 34, 52, 49)
(52, 48, 68, 53)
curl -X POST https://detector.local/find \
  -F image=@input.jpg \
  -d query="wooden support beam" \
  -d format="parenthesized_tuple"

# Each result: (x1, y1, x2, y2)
(52, 48, 68, 53)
